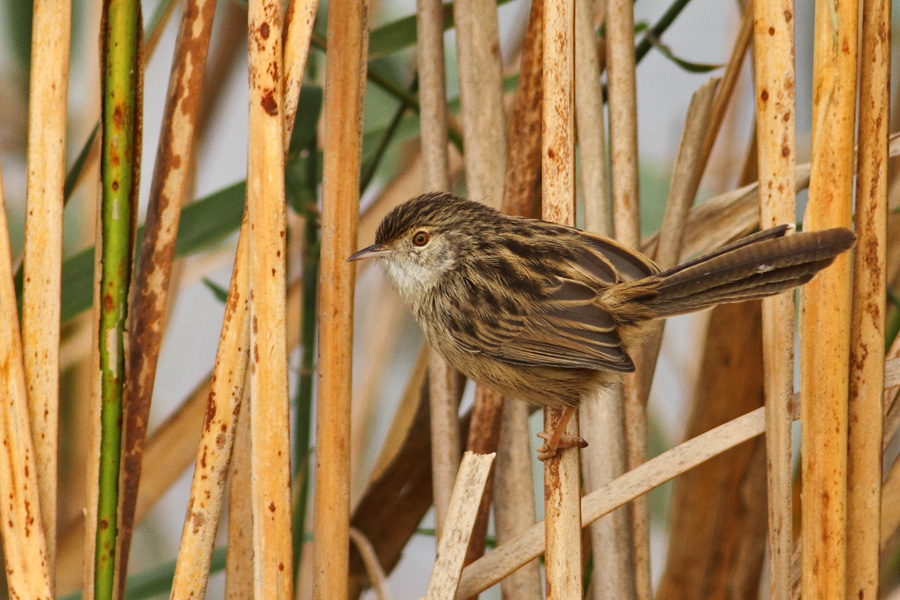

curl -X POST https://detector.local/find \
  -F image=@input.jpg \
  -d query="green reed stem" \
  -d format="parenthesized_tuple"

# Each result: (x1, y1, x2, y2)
(95, 1, 141, 598)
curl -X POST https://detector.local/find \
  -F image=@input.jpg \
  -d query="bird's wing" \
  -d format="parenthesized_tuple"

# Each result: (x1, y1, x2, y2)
(449, 278, 635, 372)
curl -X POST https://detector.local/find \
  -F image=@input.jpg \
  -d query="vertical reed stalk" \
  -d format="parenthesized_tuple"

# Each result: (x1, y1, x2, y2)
(800, 0, 858, 596)
(94, 1, 143, 596)
(0, 155, 53, 600)
(117, 1, 217, 593)
(846, 0, 890, 596)
(247, 0, 292, 597)
(751, 2, 797, 597)
(313, 0, 369, 595)
(417, 0, 459, 540)
(605, 0, 648, 592)
(226, 393, 253, 599)
(22, 1, 71, 580)
(542, 0, 581, 597)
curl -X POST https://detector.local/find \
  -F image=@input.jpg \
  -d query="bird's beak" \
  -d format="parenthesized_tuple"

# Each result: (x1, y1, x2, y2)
(347, 243, 392, 262)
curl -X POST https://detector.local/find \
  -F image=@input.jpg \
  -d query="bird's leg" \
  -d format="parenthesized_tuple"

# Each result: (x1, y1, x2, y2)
(537, 406, 587, 461)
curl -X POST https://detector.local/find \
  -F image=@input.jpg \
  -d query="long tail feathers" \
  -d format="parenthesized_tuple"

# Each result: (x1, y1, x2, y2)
(637, 226, 856, 319)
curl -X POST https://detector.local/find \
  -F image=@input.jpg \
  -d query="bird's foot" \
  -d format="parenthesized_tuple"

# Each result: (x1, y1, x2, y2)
(536, 431, 588, 461)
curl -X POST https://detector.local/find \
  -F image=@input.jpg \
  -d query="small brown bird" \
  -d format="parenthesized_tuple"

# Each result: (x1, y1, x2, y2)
(349, 192, 856, 459)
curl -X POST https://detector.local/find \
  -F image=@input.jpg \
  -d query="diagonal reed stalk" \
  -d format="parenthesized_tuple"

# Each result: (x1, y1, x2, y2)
(801, 0, 858, 597)
(21, 0, 71, 584)
(0, 154, 53, 600)
(116, 1, 218, 594)
(751, 1, 797, 597)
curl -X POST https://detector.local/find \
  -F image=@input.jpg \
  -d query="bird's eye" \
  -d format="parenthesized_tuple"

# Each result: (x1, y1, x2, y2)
(412, 231, 430, 247)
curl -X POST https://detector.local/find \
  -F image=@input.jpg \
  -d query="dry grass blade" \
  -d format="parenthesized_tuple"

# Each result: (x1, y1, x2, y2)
(426, 452, 496, 599)
(21, 0, 71, 580)
(0, 157, 52, 598)
(846, 1, 889, 597)
(314, 0, 369, 595)
(800, 0, 858, 596)
(751, 1, 797, 596)
(118, 1, 218, 589)
(542, 0, 582, 596)
(247, 0, 292, 595)
(226, 394, 253, 599)
(350, 528, 392, 600)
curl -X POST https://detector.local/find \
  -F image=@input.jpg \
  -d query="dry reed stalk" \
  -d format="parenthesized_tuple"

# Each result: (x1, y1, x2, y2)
(0, 157, 53, 599)
(605, 0, 646, 589)
(226, 393, 254, 599)
(542, 0, 582, 597)
(282, 0, 318, 141)
(451, 0, 507, 576)
(484, 5, 544, 596)
(655, 301, 767, 599)
(313, 0, 369, 595)
(169, 230, 250, 599)
(751, 2, 797, 596)
(800, 0, 858, 596)
(426, 452, 496, 599)
(21, 0, 71, 580)
(451, 0, 506, 205)
(117, 2, 218, 590)
(417, 0, 459, 539)
(454, 351, 900, 598)
(493, 400, 541, 599)
(246, 1, 292, 596)
(846, 1, 890, 597)
(697, 1, 752, 178)
(575, 1, 633, 596)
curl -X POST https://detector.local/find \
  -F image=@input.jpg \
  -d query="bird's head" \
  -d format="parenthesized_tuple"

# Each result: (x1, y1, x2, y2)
(348, 192, 497, 299)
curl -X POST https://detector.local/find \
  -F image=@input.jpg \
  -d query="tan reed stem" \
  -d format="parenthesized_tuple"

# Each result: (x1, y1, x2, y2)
(542, 0, 582, 597)
(800, 0, 858, 596)
(417, 0, 459, 540)
(846, 0, 890, 596)
(247, 0, 293, 596)
(226, 391, 253, 599)
(0, 154, 53, 598)
(751, 1, 797, 596)
(313, 0, 369, 595)
(282, 0, 319, 141)
(605, 0, 647, 591)
(22, 0, 71, 581)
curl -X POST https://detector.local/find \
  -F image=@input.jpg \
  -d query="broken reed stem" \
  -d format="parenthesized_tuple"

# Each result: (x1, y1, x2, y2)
(21, 0, 71, 580)
(247, 0, 293, 597)
(455, 355, 900, 598)
(0, 155, 53, 600)
(117, 1, 217, 593)
(800, 0, 858, 596)
(313, 0, 369, 595)
(282, 0, 319, 141)
(416, 0, 458, 540)
(751, 1, 797, 597)
(542, 0, 582, 597)
(846, 0, 890, 596)
(426, 452, 496, 599)
(94, 0, 143, 596)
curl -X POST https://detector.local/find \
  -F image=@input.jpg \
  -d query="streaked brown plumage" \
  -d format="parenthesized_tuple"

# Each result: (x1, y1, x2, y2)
(349, 192, 856, 458)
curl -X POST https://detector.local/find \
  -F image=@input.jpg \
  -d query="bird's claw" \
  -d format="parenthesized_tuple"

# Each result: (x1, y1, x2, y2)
(536, 431, 588, 461)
